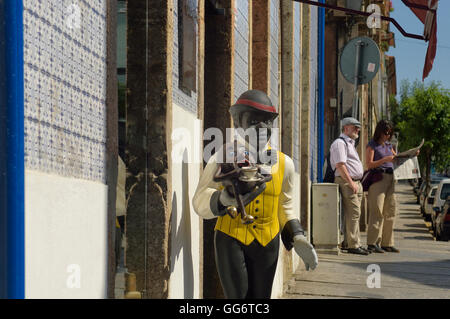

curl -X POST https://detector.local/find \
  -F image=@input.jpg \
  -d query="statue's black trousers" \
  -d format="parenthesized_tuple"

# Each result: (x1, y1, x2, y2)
(214, 230, 280, 299)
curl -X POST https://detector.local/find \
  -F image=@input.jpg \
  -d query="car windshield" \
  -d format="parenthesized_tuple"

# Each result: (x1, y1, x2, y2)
(431, 188, 437, 196)
(441, 184, 450, 200)
(421, 178, 445, 194)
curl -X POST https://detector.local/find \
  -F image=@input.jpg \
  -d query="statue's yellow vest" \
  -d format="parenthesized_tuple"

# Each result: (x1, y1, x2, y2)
(215, 151, 285, 246)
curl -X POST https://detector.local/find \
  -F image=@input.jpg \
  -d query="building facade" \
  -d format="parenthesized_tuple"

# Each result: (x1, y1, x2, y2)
(124, 0, 321, 299)
(1, 0, 381, 299)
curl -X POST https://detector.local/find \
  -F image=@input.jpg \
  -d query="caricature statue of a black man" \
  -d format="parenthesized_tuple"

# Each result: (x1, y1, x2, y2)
(193, 89, 318, 299)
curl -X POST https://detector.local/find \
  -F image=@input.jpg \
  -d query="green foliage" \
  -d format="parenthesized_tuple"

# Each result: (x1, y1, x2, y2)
(393, 80, 450, 178)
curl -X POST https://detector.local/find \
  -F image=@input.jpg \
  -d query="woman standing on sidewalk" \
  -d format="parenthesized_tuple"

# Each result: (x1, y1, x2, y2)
(365, 120, 400, 253)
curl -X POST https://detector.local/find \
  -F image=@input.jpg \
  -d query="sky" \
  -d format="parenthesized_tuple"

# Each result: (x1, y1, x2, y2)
(386, 0, 450, 93)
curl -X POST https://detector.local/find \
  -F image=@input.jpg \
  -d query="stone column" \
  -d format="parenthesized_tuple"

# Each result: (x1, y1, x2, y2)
(197, 0, 205, 299)
(105, 0, 118, 299)
(280, 0, 295, 281)
(203, 0, 235, 298)
(126, 0, 173, 299)
(280, 0, 294, 157)
(300, 3, 311, 236)
(252, 0, 270, 93)
(248, 1, 253, 90)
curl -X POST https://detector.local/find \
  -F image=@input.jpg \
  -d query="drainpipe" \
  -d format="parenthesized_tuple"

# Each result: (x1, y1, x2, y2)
(0, 0, 25, 299)
(317, 0, 325, 182)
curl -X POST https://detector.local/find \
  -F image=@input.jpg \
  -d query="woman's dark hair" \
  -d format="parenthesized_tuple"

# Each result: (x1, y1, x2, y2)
(373, 120, 394, 143)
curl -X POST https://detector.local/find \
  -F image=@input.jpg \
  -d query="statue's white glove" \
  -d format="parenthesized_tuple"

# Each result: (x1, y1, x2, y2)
(293, 235, 318, 271)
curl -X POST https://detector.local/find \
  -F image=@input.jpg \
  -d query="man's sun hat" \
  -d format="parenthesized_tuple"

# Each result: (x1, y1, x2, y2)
(341, 117, 361, 128)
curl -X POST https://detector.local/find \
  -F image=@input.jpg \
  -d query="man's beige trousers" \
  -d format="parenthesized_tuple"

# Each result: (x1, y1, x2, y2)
(335, 176, 363, 249)
(367, 173, 397, 247)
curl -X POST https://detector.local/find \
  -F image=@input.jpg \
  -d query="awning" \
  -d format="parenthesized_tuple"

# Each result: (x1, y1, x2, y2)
(401, 0, 438, 80)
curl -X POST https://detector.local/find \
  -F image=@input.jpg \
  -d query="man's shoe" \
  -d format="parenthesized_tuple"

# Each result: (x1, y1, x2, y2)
(347, 247, 369, 255)
(381, 246, 400, 253)
(367, 244, 385, 253)
(340, 240, 348, 251)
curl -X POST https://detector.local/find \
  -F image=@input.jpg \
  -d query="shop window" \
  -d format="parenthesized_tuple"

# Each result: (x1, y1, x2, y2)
(178, 0, 197, 94)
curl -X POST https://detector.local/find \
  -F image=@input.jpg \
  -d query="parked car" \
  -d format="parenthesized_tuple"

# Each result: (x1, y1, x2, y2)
(417, 181, 427, 204)
(431, 179, 450, 236)
(425, 186, 438, 223)
(417, 181, 425, 203)
(413, 178, 422, 195)
(433, 196, 450, 241)
(410, 178, 419, 188)
(433, 179, 450, 211)
(418, 176, 446, 205)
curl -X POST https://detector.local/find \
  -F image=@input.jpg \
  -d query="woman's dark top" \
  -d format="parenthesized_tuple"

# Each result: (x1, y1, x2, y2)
(367, 139, 394, 169)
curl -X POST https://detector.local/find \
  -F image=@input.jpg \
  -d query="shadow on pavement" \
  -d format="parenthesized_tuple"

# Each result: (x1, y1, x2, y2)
(403, 236, 435, 241)
(404, 223, 427, 228)
(394, 229, 430, 234)
(400, 216, 426, 220)
(346, 260, 450, 290)
(396, 190, 414, 196)
(400, 208, 422, 213)
(394, 222, 430, 234)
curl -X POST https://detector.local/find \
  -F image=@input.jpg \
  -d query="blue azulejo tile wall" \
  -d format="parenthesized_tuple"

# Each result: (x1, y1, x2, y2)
(23, 0, 108, 183)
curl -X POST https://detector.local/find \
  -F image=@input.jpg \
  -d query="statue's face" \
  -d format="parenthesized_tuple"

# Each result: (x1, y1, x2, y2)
(238, 111, 275, 149)
(239, 111, 274, 130)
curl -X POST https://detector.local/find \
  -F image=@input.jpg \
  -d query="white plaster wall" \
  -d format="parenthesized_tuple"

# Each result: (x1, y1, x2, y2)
(25, 170, 108, 299)
(292, 172, 301, 271)
(169, 103, 202, 299)
(272, 172, 301, 298)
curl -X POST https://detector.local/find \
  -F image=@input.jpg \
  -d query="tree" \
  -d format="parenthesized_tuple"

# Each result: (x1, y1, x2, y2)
(392, 80, 450, 190)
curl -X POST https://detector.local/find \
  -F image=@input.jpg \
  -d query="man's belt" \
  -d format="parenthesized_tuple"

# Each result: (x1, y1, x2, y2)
(336, 176, 361, 182)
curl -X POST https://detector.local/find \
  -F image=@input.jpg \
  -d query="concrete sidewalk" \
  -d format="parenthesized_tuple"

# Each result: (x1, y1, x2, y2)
(283, 181, 450, 299)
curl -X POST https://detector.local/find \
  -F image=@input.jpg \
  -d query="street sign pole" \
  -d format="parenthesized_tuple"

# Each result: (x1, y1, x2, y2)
(352, 40, 363, 119)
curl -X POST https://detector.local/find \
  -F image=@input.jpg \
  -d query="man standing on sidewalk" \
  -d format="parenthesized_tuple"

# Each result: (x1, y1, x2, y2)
(330, 117, 368, 255)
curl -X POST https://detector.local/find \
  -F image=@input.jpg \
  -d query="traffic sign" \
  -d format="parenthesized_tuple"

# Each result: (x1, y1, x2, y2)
(340, 36, 380, 85)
